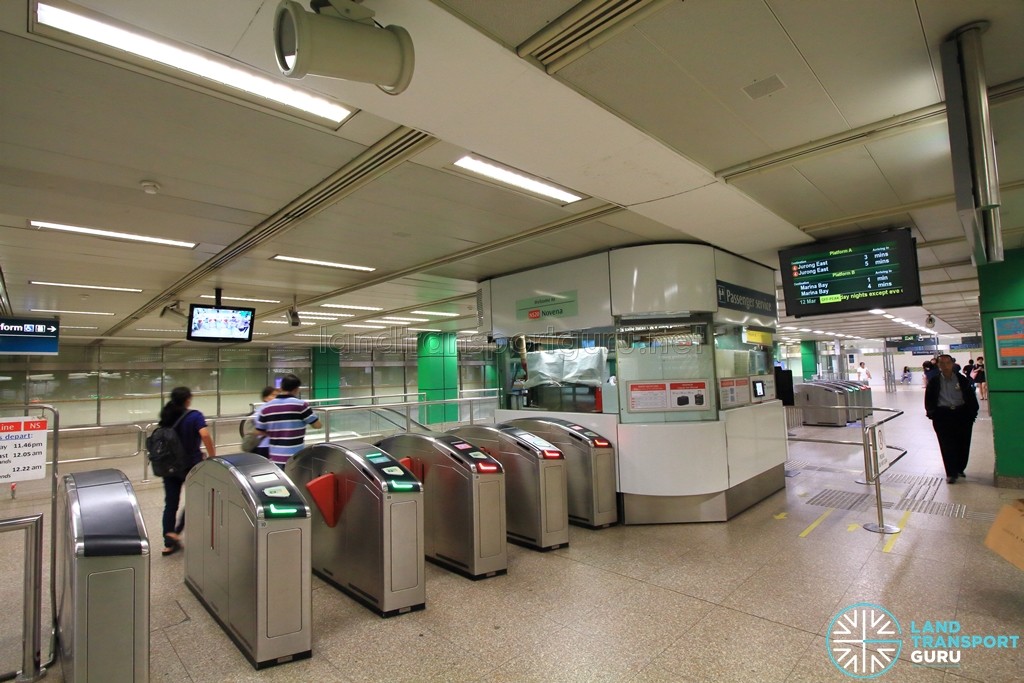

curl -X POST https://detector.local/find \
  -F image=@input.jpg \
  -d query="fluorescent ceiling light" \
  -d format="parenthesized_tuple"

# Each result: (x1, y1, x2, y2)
(883, 314, 895, 319)
(297, 312, 349, 319)
(407, 328, 441, 332)
(30, 280, 142, 292)
(458, 330, 478, 335)
(273, 255, 375, 272)
(799, 328, 811, 332)
(379, 317, 428, 323)
(343, 324, 385, 329)
(892, 318, 905, 323)
(782, 326, 796, 330)
(35, 3, 351, 124)
(136, 328, 180, 332)
(60, 325, 98, 330)
(321, 304, 383, 311)
(869, 309, 886, 315)
(31, 220, 196, 248)
(253, 332, 269, 336)
(411, 310, 460, 317)
(294, 334, 321, 337)
(812, 330, 824, 334)
(260, 320, 289, 325)
(454, 156, 582, 204)
(200, 294, 280, 304)
(31, 308, 114, 315)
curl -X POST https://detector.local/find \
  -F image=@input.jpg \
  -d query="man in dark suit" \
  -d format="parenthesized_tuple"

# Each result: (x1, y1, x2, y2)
(924, 354, 979, 484)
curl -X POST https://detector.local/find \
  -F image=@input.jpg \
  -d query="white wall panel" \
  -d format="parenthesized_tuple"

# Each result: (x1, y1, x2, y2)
(610, 244, 717, 316)
(616, 421, 727, 495)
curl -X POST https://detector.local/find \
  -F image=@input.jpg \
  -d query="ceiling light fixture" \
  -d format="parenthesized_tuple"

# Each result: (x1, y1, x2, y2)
(59, 325, 98, 330)
(869, 309, 886, 315)
(260, 320, 289, 325)
(200, 294, 280, 304)
(31, 220, 196, 248)
(379, 317, 428, 323)
(30, 308, 114, 316)
(272, 255, 375, 271)
(30, 280, 142, 292)
(411, 310, 460, 317)
(136, 328, 181, 332)
(320, 303, 383, 311)
(407, 328, 441, 332)
(342, 324, 385, 329)
(34, 2, 352, 124)
(454, 155, 583, 204)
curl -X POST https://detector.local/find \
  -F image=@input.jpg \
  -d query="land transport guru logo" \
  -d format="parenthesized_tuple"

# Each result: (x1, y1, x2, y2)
(827, 603, 902, 678)
(827, 602, 1020, 678)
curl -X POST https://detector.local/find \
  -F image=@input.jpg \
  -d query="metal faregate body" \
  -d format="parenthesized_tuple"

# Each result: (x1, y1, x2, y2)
(377, 433, 507, 579)
(505, 417, 618, 528)
(795, 383, 848, 426)
(184, 454, 312, 669)
(56, 469, 149, 683)
(447, 424, 568, 551)
(286, 442, 425, 617)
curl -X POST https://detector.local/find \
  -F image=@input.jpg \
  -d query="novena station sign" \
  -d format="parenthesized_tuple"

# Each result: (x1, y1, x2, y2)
(0, 318, 60, 355)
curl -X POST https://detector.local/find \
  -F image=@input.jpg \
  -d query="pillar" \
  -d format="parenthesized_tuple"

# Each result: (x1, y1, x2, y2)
(977, 247, 1024, 487)
(800, 340, 818, 381)
(417, 333, 458, 424)
(310, 348, 340, 400)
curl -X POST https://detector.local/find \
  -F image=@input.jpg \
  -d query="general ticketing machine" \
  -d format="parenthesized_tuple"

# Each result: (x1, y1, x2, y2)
(184, 454, 312, 669)
(286, 442, 425, 617)
(504, 417, 617, 528)
(57, 469, 149, 683)
(378, 433, 507, 579)
(448, 424, 568, 551)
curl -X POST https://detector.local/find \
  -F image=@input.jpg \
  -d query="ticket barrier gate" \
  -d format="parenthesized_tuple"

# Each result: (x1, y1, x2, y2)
(795, 383, 848, 427)
(836, 380, 873, 418)
(811, 381, 861, 423)
(57, 469, 149, 683)
(504, 417, 618, 529)
(286, 442, 425, 617)
(448, 424, 569, 551)
(184, 454, 312, 669)
(377, 433, 507, 579)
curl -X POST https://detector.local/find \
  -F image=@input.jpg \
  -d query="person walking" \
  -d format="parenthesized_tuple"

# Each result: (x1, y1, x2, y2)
(972, 357, 987, 400)
(252, 374, 321, 467)
(242, 385, 278, 457)
(924, 354, 979, 484)
(158, 386, 215, 556)
(856, 361, 872, 382)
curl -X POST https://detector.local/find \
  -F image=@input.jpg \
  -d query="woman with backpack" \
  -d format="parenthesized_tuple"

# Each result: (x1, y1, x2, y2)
(157, 386, 215, 556)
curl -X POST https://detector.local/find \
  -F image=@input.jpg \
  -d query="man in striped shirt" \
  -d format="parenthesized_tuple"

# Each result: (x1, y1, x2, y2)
(252, 374, 321, 466)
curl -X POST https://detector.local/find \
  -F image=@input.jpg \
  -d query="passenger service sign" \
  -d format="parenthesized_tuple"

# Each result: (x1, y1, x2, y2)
(0, 317, 60, 355)
(0, 418, 48, 482)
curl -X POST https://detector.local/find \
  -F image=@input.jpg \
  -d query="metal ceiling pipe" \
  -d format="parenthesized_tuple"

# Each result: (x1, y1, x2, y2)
(940, 21, 1003, 264)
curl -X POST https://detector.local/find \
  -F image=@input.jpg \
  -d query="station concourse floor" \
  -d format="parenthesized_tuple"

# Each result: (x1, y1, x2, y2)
(0, 387, 1021, 682)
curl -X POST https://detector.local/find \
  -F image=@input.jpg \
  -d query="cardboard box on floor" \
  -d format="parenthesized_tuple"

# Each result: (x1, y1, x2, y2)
(985, 499, 1024, 571)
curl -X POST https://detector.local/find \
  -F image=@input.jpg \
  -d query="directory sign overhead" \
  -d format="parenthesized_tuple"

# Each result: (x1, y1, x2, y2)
(0, 318, 60, 355)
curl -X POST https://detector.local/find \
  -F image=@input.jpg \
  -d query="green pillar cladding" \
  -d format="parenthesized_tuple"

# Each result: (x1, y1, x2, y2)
(800, 341, 818, 381)
(977, 247, 1024, 485)
(310, 348, 340, 400)
(417, 333, 458, 425)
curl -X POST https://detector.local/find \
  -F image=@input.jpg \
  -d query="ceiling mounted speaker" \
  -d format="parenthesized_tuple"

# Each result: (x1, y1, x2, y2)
(274, 0, 415, 95)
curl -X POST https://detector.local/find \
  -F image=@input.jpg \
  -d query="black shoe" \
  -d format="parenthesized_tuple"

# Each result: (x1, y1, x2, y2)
(946, 476, 957, 484)
(958, 471, 966, 478)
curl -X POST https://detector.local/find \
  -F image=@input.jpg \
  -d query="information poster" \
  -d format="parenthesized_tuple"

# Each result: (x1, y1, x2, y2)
(993, 316, 1024, 368)
(0, 418, 48, 482)
(626, 380, 709, 412)
(718, 378, 751, 408)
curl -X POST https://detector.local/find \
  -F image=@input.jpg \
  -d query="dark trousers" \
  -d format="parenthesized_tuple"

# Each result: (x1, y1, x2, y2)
(931, 409, 974, 476)
(162, 475, 186, 547)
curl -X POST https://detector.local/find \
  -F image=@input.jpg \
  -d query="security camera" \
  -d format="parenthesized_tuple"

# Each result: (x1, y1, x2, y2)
(926, 315, 936, 329)
(159, 301, 187, 321)
(273, 0, 415, 94)
(288, 306, 302, 327)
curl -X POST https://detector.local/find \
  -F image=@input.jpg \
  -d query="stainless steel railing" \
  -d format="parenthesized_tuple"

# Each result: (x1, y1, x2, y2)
(0, 514, 45, 682)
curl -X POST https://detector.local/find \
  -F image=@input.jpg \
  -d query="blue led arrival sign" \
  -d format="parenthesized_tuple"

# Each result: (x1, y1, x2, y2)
(0, 318, 60, 355)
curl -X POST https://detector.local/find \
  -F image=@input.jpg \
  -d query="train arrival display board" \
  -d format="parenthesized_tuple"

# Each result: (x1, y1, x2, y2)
(778, 229, 922, 317)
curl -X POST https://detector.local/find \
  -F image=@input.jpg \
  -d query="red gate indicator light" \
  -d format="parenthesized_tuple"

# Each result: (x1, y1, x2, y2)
(541, 449, 562, 459)
(476, 462, 499, 473)
(593, 438, 611, 447)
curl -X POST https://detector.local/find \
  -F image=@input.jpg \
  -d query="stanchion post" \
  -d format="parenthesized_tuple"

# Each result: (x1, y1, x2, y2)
(863, 422, 900, 534)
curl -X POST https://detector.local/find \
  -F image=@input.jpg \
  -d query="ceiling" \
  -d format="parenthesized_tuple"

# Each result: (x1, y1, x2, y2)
(1, 0, 1022, 351)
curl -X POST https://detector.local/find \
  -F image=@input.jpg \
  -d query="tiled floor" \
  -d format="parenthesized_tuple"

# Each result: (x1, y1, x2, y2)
(0, 386, 1021, 681)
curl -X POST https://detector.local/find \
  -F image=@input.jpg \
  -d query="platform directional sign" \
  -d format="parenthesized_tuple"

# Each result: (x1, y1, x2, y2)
(0, 318, 60, 355)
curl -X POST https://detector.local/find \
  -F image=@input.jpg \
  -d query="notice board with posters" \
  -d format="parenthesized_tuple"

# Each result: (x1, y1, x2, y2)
(626, 380, 710, 412)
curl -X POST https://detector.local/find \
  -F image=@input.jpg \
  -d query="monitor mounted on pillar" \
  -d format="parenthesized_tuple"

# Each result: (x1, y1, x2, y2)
(778, 228, 922, 318)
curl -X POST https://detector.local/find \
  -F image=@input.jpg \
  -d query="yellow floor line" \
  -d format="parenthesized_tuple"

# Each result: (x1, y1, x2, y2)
(799, 508, 835, 537)
(882, 510, 913, 553)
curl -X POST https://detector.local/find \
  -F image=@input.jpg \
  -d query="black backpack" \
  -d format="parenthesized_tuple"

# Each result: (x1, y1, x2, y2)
(146, 410, 192, 477)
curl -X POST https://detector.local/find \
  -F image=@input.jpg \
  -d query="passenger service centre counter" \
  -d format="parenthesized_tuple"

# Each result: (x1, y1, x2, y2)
(483, 244, 788, 524)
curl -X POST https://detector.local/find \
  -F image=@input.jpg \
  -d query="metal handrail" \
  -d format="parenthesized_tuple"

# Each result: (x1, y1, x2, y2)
(0, 514, 45, 682)
(248, 392, 427, 414)
(787, 404, 907, 535)
(310, 395, 499, 443)
(41, 424, 145, 469)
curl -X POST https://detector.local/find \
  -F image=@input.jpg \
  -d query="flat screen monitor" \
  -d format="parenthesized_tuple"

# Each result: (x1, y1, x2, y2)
(752, 380, 766, 398)
(186, 304, 255, 343)
(778, 228, 922, 317)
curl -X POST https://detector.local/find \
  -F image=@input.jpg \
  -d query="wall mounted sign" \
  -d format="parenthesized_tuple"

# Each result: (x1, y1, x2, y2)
(993, 316, 1024, 368)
